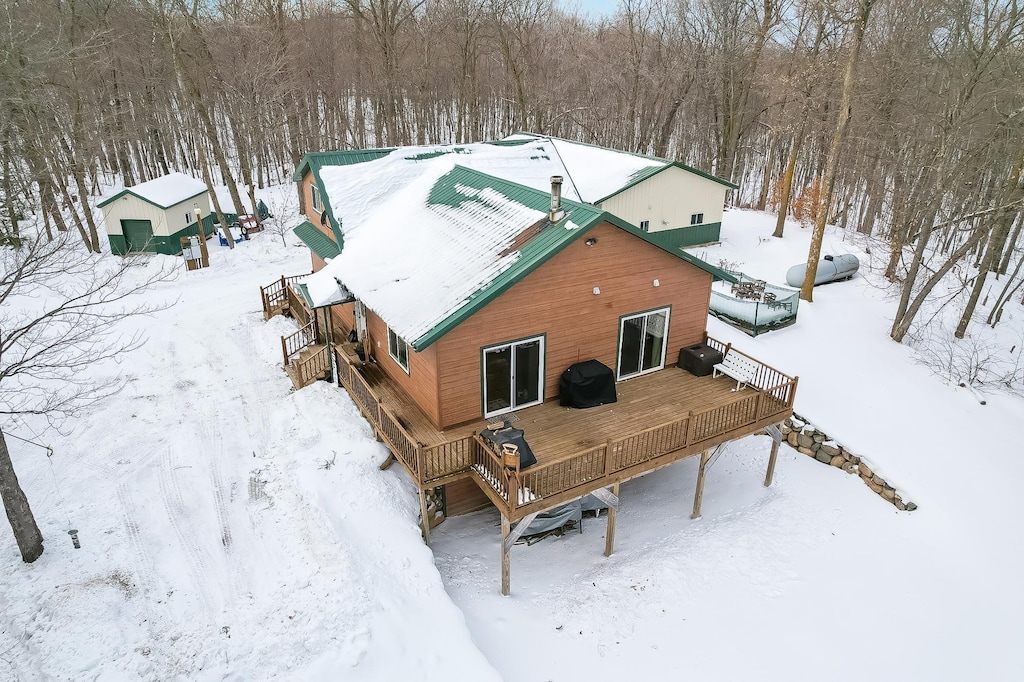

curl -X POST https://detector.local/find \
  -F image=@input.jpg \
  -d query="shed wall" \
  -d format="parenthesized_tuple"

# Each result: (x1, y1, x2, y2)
(599, 166, 727, 232)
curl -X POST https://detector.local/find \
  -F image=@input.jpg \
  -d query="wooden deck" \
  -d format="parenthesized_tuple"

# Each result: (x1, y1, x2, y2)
(334, 336, 796, 523)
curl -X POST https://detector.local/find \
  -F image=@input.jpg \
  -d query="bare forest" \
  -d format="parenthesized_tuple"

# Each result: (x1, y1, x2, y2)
(1, 0, 1022, 348)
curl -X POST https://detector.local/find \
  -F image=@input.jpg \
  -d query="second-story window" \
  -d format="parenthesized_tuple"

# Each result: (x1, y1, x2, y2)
(311, 184, 323, 213)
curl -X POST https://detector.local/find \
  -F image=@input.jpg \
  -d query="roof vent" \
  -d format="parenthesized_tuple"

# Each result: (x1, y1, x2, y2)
(549, 176, 565, 223)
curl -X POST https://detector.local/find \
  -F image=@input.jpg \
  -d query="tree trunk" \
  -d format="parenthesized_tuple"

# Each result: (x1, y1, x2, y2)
(0, 429, 44, 563)
(801, 0, 875, 302)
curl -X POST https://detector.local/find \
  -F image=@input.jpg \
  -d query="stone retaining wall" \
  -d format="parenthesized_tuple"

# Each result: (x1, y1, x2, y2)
(781, 414, 917, 511)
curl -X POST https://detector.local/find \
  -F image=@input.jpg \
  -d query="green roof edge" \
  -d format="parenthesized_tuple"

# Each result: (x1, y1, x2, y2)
(97, 188, 206, 210)
(293, 220, 341, 260)
(410, 166, 735, 351)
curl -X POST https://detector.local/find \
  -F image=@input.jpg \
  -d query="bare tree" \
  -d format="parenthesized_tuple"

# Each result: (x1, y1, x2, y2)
(0, 230, 173, 561)
(800, 0, 876, 302)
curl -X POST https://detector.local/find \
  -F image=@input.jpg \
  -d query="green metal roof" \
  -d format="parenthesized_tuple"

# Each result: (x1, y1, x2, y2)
(293, 220, 341, 261)
(291, 149, 395, 182)
(97, 188, 206, 210)
(409, 166, 736, 350)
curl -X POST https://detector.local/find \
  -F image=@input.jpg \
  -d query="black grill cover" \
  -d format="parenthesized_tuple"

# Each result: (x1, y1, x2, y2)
(559, 360, 617, 409)
(479, 425, 537, 469)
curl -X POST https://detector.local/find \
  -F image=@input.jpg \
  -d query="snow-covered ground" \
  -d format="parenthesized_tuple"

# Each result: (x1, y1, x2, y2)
(2, 203, 1023, 680)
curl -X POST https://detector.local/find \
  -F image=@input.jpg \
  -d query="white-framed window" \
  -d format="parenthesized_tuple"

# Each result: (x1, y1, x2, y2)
(639, 219, 650, 232)
(690, 213, 704, 225)
(617, 307, 671, 380)
(311, 184, 323, 213)
(387, 326, 410, 373)
(185, 212, 194, 225)
(482, 335, 545, 418)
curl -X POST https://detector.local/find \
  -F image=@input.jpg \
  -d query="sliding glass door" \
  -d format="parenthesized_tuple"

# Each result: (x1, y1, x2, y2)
(483, 336, 544, 418)
(617, 308, 670, 380)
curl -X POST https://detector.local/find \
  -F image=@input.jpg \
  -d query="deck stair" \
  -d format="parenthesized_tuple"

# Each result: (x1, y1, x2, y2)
(260, 273, 312, 320)
(284, 343, 331, 390)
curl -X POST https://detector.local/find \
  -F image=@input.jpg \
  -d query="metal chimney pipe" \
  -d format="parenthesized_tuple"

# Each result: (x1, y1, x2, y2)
(549, 176, 564, 222)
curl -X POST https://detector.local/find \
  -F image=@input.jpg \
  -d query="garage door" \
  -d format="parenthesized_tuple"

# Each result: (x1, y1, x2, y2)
(121, 219, 154, 252)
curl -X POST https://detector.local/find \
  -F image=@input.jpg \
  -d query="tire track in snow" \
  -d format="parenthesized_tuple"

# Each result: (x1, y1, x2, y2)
(116, 482, 159, 607)
(157, 449, 217, 613)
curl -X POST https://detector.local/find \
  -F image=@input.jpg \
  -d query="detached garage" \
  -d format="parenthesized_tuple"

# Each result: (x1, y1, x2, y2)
(98, 173, 214, 255)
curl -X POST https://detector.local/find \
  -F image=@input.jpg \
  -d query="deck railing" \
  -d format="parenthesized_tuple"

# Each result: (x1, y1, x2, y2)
(287, 284, 313, 329)
(326, 332, 794, 515)
(423, 438, 478, 481)
(294, 345, 331, 386)
(260, 273, 311, 319)
(333, 346, 423, 478)
(281, 320, 317, 366)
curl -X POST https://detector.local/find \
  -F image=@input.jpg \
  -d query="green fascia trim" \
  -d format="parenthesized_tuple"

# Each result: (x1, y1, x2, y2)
(291, 149, 396, 182)
(97, 188, 207, 210)
(412, 167, 607, 351)
(410, 166, 733, 351)
(644, 223, 722, 250)
(293, 220, 341, 260)
(595, 163, 737, 205)
(296, 283, 314, 309)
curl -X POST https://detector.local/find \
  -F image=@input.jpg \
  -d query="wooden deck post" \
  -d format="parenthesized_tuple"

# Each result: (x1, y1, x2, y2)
(764, 437, 781, 487)
(419, 487, 432, 545)
(604, 482, 620, 557)
(691, 449, 710, 519)
(501, 513, 511, 596)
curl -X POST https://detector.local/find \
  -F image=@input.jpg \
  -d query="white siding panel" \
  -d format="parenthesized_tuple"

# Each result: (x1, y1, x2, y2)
(598, 166, 729, 233)
(101, 193, 211, 237)
(166, 194, 212, 235)
(101, 197, 168, 235)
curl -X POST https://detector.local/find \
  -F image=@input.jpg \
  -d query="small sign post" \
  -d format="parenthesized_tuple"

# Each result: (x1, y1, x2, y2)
(181, 207, 210, 271)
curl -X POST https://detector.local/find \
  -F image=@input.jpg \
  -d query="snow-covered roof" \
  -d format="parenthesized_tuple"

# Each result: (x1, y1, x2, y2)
(302, 158, 593, 348)
(98, 172, 207, 210)
(299, 154, 735, 350)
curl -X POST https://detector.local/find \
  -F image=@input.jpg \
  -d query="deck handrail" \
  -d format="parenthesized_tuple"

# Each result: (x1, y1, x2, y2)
(609, 416, 691, 472)
(294, 345, 330, 386)
(471, 434, 510, 504)
(515, 442, 608, 507)
(260, 273, 313, 317)
(422, 436, 477, 481)
(378, 403, 421, 477)
(333, 344, 423, 478)
(326, 329, 794, 513)
(281, 320, 317, 365)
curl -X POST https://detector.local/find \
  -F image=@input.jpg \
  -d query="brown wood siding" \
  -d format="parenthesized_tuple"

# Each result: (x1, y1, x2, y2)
(435, 221, 712, 428)
(299, 174, 335, 242)
(311, 252, 326, 272)
(443, 477, 492, 517)
(364, 308, 441, 427)
(330, 303, 355, 339)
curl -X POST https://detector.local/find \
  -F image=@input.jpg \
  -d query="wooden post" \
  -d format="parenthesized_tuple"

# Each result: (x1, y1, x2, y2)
(281, 335, 289, 366)
(501, 513, 511, 596)
(764, 437, 781, 487)
(691, 449, 710, 519)
(604, 482, 620, 557)
(419, 488, 432, 545)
